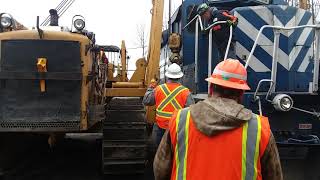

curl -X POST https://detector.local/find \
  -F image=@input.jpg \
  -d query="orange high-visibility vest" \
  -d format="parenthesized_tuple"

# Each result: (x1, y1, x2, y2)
(154, 83, 190, 129)
(169, 108, 271, 180)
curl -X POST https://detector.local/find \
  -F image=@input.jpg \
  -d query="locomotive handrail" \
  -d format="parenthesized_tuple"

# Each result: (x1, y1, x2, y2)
(189, 19, 231, 88)
(247, 25, 320, 117)
(185, 15, 230, 87)
(207, 22, 232, 91)
(245, 24, 320, 94)
(245, 24, 320, 69)
(183, 15, 204, 31)
(204, 20, 228, 31)
(254, 79, 274, 102)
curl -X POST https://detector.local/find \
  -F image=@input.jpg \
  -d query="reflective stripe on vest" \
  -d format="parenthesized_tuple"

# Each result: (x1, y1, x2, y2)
(156, 84, 187, 119)
(175, 110, 262, 180)
(174, 108, 190, 180)
(242, 114, 262, 180)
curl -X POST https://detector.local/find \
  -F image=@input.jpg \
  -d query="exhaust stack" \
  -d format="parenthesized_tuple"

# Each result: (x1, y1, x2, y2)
(49, 9, 59, 26)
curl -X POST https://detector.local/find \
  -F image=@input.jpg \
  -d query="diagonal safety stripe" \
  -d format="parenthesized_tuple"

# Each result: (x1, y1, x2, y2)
(158, 86, 187, 111)
(159, 85, 183, 110)
(160, 84, 170, 95)
(235, 43, 270, 72)
(288, 11, 312, 44)
(242, 114, 262, 180)
(273, 5, 297, 27)
(162, 84, 183, 110)
(289, 12, 313, 70)
(172, 98, 183, 110)
(235, 8, 274, 42)
(306, 61, 315, 72)
(235, 28, 272, 69)
(290, 17, 313, 70)
(234, 27, 273, 69)
(235, 12, 290, 70)
(235, 6, 314, 73)
(291, 33, 314, 71)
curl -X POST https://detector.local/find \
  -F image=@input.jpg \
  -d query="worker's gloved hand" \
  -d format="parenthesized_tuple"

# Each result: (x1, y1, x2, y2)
(227, 18, 238, 27)
(149, 79, 158, 88)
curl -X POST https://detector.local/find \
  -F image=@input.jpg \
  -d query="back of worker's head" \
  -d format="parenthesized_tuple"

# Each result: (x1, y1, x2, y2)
(197, 3, 217, 20)
(206, 59, 250, 102)
(197, 3, 210, 16)
(165, 63, 184, 80)
(210, 84, 244, 103)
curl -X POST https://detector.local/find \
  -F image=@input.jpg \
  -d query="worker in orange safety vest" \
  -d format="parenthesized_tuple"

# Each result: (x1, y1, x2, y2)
(143, 63, 194, 147)
(153, 59, 283, 180)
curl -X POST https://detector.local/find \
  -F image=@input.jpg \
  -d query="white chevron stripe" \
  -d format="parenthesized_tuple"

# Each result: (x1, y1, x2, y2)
(235, 42, 270, 72)
(249, 6, 273, 25)
(295, 8, 308, 26)
(279, 5, 287, 11)
(236, 12, 290, 70)
(296, 9, 314, 72)
(274, 15, 296, 37)
(290, 17, 313, 70)
(297, 48, 313, 72)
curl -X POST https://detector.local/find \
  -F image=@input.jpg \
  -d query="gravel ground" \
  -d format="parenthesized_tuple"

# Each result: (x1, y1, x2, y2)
(0, 135, 101, 180)
(0, 134, 154, 180)
(2, 134, 320, 180)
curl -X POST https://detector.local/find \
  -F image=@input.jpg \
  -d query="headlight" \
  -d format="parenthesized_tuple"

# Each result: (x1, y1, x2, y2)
(74, 19, 85, 31)
(272, 94, 293, 111)
(0, 14, 12, 28)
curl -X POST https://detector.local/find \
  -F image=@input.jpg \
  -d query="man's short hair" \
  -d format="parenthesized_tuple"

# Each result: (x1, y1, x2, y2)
(212, 84, 244, 98)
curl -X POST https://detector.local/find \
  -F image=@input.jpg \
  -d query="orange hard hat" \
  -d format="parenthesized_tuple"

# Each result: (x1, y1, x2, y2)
(206, 59, 250, 90)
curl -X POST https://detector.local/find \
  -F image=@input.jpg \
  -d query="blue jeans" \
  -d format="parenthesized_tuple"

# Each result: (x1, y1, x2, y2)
(152, 124, 166, 148)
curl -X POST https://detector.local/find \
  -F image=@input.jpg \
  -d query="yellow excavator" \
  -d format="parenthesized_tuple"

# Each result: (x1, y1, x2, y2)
(101, 0, 164, 176)
(0, 0, 164, 178)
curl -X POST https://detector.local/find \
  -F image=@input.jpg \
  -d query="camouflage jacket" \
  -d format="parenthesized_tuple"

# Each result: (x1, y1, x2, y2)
(153, 96, 283, 180)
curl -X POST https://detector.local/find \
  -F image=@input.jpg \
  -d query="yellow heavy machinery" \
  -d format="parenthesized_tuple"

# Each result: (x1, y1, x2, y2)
(0, 8, 108, 177)
(101, 0, 164, 176)
(0, 0, 164, 178)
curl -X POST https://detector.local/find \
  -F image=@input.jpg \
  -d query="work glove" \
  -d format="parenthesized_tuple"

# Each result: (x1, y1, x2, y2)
(227, 18, 238, 27)
(149, 79, 158, 88)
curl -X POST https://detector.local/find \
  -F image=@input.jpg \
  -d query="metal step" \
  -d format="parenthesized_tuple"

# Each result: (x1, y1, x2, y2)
(103, 97, 148, 176)
(103, 126, 147, 141)
(103, 160, 145, 175)
(105, 110, 145, 123)
(104, 141, 147, 160)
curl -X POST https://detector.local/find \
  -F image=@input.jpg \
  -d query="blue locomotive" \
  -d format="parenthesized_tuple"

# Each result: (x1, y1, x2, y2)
(160, 0, 320, 178)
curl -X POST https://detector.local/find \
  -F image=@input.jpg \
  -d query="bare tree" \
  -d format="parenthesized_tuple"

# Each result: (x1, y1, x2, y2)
(136, 24, 147, 57)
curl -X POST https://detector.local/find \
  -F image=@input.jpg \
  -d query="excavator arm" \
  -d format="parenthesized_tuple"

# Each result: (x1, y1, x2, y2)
(145, 0, 165, 123)
(145, 0, 165, 85)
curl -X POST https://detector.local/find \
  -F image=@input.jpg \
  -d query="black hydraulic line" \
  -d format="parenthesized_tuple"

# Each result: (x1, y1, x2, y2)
(60, 0, 75, 16)
(41, 15, 50, 26)
(56, 0, 69, 12)
(41, 0, 70, 26)
(58, 0, 75, 18)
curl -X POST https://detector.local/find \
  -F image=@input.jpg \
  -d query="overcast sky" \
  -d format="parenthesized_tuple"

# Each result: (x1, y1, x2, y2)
(2, 0, 182, 71)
